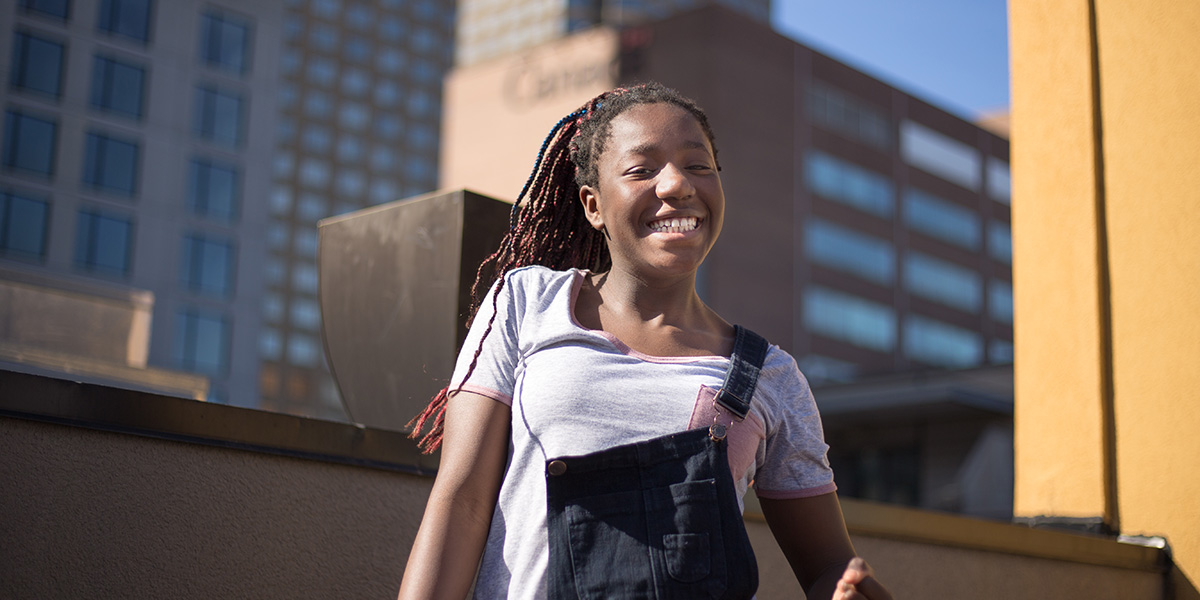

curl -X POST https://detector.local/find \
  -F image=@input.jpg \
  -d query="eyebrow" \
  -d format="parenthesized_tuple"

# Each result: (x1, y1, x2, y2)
(627, 140, 711, 155)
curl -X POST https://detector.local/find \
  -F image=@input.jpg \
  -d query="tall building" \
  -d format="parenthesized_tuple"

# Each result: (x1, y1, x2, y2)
(456, 0, 770, 66)
(262, 0, 455, 418)
(440, 4, 1013, 514)
(0, 0, 456, 418)
(1, 0, 281, 406)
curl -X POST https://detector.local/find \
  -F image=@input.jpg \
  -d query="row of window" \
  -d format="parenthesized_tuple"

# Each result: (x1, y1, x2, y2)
(4, 98, 243, 182)
(0, 191, 237, 297)
(802, 285, 1012, 368)
(18, 0, 252, 73)
(807, 80, 891, 152)
(806, 221, 1012, 318)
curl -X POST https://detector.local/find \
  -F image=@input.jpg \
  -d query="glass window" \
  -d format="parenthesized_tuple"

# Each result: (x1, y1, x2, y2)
(803, 285, 897, 352)
(379, 17, 405, 41)
(378, 115, 402, 140)
(20, 0, 71, 20)
(276, 116, 296, 143)
(262, 293, 283, 322)
(194, 86, 244, 147)
(287, 332, 320, 366)
(369, 146, 395, 172)
(200, 12, 252, 74)
(374, 81, 399, 107)
(807, 81, 890, 150)
(270, 185, 292, 215)
(804, 218, 894, 284)
(97, 0, 152, 43)
(83, 132, 139, 196)
(181, 233, 235, 297)
(191, 161, 235, 213)
(174, 308, 230, 375)
(290, 297, 320, 330)
(303, 91, 332, 118)
(301, 125, 331, 153)
(408, 91, 434, 118)
(989, 339, 1014, 364)
(312, 0, 339, 20)
(337, 136, 364, 162)
(297, 194, 324, 221)
(903, 188, 980, 250)
(336, 170, 365, 196)
(988, 222, 1012, 264)
(338, 102, 368, 130)
(306, 57, 336, 87)
(904, 252, 981, 313)
(299, 158, 330, 188)
(409, 123, 435, 150)
(370, 179, 397, 204)
(74, 208, 133, 276)
(343, 39, 371, 64)
(900, 120, 981, 191)
(376, 49, 405, 73)
(987, 158, 1011, 204)
(266, 223, 288, 250)
(292, 262, 318, 293)
(340, 69, 369, 96)
(91, 55, 146, 119)
(804, 150, 893, 218)
(293, 228, 318, 257)
(345, 4, 373, 30)
(11, 32, 65, 98)
(309, 22, 337, 51)
(3, 110, 57, 176)
(0, 190, 50, 259)
(796, 354, 859, 385)
(903, 314, 983, 368)
(273, 153, 293, 178)
(259, 328, 282, 360)
(988, 279, 1013, 324)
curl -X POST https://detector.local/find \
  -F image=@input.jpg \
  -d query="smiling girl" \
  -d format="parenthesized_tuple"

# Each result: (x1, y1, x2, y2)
(398, 83, 890, 600)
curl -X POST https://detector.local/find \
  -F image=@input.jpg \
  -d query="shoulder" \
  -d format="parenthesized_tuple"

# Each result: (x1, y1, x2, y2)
(498, 265, 583, 315)
(754, 344, 816, 411)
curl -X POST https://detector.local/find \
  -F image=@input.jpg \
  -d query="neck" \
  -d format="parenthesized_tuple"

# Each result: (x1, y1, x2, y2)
(593, 265, 706, 326)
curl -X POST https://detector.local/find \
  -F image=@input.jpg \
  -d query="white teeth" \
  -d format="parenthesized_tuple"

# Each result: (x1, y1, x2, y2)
(649, 217, 699, 233)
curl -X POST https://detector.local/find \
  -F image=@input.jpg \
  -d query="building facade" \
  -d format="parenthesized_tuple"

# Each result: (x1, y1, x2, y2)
(262, 0, 455, 418)
(0, 0, 456, 418)
(1, 0, 282, 406)
(455, 0, 770, 66)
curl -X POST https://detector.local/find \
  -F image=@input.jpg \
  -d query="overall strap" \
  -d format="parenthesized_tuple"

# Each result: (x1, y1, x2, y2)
(714, 325, 769, 421)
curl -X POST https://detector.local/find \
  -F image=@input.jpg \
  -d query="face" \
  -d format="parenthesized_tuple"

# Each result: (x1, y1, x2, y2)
(579, 103, 724, 279)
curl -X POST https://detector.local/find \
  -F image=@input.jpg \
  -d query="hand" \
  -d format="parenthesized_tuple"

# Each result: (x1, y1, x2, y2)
(833, 557, 892, 600)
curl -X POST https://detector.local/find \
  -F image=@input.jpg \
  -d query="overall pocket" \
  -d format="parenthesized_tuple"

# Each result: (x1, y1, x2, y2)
(645, 478, 728, 599)
(564, 487, 656, 599)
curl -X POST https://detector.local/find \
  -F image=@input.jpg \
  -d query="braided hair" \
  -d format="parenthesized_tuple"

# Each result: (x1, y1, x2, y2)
(408, 82, 720, 452)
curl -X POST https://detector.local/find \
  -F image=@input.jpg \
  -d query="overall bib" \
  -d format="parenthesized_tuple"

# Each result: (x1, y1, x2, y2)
(544, 326, 768, 599)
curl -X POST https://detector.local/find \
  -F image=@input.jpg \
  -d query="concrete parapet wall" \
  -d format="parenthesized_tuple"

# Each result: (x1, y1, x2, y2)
(0, 371, 1168, 599)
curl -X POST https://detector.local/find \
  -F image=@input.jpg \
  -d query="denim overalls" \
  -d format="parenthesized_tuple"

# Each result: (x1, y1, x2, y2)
(544, 326, 768, 599)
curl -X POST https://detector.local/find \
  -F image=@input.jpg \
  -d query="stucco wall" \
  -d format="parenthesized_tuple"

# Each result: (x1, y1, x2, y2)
(1011, 0, 1200, 590)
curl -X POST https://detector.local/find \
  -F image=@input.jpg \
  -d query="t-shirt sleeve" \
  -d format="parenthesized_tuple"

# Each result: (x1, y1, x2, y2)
(448, 272, 522, 405)
(752, 351, 837, 499)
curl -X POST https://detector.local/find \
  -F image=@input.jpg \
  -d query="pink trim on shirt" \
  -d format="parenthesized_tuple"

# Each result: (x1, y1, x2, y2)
(453, 384, 513, 407)
(754, 482, 838, 499)
(567, 269, 727, 364)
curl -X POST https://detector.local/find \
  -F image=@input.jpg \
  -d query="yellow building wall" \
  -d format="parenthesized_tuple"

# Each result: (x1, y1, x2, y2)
(1012, 0, 1200, 587)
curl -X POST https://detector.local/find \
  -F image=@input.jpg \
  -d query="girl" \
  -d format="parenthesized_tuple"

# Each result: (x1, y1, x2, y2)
(399, 83, 890, 600)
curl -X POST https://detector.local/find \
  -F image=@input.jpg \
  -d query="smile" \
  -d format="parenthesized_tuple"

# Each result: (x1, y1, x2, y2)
(648, 216, 701, 234)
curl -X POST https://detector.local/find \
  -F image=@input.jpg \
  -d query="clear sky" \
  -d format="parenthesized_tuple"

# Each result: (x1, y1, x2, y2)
(771, 0, 1010, 120)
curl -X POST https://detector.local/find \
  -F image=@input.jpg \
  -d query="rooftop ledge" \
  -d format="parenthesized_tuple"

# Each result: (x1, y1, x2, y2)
(2, 368, 1166, 575)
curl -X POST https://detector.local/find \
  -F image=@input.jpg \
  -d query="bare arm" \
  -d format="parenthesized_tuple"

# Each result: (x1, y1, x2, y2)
(759, 493, 891, 600)
(398, 391, 511, 600)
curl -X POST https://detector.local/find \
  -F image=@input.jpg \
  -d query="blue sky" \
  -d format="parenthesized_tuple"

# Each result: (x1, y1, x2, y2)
(771, 0, 1010, 119)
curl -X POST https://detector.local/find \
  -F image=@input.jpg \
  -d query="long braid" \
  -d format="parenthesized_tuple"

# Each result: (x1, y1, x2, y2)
(408, 83, 719, 452)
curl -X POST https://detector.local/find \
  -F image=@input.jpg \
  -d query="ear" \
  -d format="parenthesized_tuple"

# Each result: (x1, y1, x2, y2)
(579, 184, 605, 231)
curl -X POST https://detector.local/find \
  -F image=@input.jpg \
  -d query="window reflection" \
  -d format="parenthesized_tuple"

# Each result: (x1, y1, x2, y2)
(903, 315, 983, 368)
(804, 218, 894, 284)
(900, 120, 981, 191)
(805, 150, 893, 217)
(11, 32, 65, 98)
(3, 110, 57, 176)
(74, 208, 133, 276)
(0, 190, 49, 259)
(804, 285, 897, 352)
(91, 55, 146, 119)
(903, 188, 980, 250)
(903, 252, 981, 313)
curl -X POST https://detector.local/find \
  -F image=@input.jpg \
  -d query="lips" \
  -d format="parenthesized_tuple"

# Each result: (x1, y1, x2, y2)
(647, 216, 700, 234)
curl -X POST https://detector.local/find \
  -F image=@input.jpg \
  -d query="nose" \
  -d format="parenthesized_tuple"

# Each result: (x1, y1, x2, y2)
(656, 163, 695, 200)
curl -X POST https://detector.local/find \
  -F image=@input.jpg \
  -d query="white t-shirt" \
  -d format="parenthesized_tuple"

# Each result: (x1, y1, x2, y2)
(451, 266, 835, 599)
